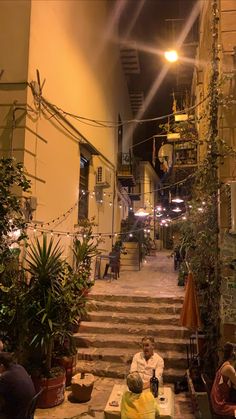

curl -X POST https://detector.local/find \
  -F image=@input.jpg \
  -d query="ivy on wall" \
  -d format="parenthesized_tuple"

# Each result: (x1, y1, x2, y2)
(177, 0, 222, 377)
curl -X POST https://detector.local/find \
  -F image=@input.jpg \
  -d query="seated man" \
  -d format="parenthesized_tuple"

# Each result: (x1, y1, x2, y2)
(130, 336, 164, 389)
(0, 352, 36, 419)
(121, 372, 159, 418)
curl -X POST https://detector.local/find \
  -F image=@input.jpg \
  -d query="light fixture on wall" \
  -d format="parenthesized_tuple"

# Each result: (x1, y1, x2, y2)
(134, 207, 149, 217)
(164, 50, 179, 63)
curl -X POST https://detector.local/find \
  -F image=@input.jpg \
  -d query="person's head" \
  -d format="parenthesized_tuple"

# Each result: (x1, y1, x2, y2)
(142, 336, 154, 360)
(223, 342, 236, 364)
(0, 352, 13, 373)
(126, 372, 143, 394)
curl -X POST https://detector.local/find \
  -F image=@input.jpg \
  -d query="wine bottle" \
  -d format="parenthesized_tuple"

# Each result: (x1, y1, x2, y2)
(150, 369, 159, 398)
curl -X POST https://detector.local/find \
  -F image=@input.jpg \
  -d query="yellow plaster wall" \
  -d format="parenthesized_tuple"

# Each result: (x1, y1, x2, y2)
(0, 0, 133, 256)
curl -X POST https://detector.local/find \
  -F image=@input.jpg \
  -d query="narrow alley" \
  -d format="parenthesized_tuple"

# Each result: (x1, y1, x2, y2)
(35, 251, 194, 419)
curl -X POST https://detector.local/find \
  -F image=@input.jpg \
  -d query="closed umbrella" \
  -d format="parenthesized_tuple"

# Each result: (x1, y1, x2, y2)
(180, 271, 202, 363)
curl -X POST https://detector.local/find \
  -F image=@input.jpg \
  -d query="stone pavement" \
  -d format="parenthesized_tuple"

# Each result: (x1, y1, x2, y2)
(35, 377, 193, 419)
(35, 251, 194, 418)
(91, 250, 184, 299)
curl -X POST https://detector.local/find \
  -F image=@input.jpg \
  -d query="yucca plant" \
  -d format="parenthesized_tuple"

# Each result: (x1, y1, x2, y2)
(26, 234, 66, 374)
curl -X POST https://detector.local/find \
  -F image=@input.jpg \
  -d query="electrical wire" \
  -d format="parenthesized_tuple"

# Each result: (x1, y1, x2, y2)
(63, 94, 210, 127)
(30, 82, 209, 129)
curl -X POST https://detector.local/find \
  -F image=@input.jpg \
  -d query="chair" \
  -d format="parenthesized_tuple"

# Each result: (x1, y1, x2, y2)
(201, 373, 232, 419)
(24, 388, 44, 419)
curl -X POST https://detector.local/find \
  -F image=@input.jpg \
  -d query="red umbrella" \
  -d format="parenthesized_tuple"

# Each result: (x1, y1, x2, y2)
(180, 272, 202, 362)
(180, 271, 201, 330)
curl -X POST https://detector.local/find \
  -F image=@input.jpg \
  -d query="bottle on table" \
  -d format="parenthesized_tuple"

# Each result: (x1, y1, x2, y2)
(150, 368, 159, 398)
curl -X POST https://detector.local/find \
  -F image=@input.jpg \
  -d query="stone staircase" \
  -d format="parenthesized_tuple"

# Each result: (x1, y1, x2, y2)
(75, 293, 191, 384)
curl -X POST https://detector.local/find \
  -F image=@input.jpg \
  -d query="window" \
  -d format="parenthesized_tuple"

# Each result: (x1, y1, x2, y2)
(78, 156, 89, 220)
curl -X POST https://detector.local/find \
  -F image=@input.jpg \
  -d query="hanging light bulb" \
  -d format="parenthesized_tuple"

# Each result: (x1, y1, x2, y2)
(134, 208, 149, 217)
(172, 207, 182, 213)
(172, 185, 184, 203)
(172, 196, 184, 203)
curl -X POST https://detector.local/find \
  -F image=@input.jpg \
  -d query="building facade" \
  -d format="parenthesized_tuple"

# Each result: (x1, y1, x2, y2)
(0, 0, 136, 257)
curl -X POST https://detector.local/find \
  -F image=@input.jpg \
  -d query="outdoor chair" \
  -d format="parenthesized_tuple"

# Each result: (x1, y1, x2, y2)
(201, 373, 232, 419)
(24, 388, 44, 419)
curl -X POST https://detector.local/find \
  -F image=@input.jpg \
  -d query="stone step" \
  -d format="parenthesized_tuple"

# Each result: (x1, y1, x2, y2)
(77, 347, 188, 370)
(75, 359, 186, 383)
(74, 333, 189, 351)
(85, 311, 181, 325)
(87, 300, 182, 315)
(89, 293, 184, 304)
(79, 321, 190, 339)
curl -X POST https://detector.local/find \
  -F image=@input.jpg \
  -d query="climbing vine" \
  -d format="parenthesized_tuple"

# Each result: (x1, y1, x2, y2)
(178, 0, 222, 377)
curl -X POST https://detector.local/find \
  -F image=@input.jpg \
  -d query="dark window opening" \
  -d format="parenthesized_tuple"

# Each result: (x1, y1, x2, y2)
(78, 155, 89, 220)
(118, 114, 123, 155)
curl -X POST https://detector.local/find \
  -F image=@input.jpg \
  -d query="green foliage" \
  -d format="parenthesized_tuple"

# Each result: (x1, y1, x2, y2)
(177, 128, 221, 376)
(73, 217, 102, 291)
(25, 235, 85, 375)
(0, 157, 30, 278)
(176, 1, 222, 378)
(0, 157, 30, 352)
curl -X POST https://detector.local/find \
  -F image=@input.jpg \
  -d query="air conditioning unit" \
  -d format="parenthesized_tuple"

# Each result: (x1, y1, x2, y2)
(229, 181, 236, 234)
(95, 166, 111, 188)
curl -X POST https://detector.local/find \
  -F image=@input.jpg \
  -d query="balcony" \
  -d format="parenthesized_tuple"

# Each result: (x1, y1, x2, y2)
(117, 152, 137, 187)
(173, 141, 198, 168)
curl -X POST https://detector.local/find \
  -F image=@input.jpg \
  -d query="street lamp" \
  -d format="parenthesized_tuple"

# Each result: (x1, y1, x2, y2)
(164, 50, 179, 63)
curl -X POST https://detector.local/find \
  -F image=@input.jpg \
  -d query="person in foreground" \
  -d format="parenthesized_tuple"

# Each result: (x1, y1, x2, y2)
(0, 352, 36, 419)
(121, 372, 159, 419)
(130, 336, 164, 389)
(211, 342, 236, 417)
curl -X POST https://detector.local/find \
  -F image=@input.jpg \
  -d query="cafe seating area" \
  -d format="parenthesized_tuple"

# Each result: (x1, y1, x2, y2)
(104, 384, 174, 419)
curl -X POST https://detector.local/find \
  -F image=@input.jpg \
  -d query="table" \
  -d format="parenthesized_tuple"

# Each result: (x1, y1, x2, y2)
(94, 255, 110, 279)
(104, 384, 174, 419)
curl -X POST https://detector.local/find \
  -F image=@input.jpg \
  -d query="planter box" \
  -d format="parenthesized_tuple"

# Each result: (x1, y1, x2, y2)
(186, 369, 211, 419)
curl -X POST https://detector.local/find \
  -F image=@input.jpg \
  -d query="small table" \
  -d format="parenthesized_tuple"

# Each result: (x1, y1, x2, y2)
(104, 384, 174, 419)
(94, 255, 110, 279)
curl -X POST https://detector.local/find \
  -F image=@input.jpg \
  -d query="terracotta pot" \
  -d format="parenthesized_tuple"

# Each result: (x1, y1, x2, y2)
(33, 371, 66, 408)
(54, 355, 77, 386)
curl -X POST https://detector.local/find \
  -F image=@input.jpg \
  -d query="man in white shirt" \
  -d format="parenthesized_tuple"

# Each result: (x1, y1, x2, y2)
(130, 336, 164, 389)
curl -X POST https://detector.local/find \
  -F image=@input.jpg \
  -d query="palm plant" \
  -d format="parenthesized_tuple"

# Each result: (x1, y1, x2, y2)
(26, 235, 66, 374)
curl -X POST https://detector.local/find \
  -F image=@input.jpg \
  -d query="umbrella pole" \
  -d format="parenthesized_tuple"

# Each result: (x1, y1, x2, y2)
(196, 330, 200, 366)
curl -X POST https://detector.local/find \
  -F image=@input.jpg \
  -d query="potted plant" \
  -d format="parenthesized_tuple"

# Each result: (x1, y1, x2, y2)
(25, 235, 68, 408)
(52, 263, 87, 386)
(72, 218, 102, 298)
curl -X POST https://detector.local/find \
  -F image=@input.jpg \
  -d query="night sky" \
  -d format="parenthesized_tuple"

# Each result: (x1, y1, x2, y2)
(118, 0, 198, 176)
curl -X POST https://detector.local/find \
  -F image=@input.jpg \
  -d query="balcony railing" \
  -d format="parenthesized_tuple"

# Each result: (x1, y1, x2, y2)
(117, 152, 137, 187)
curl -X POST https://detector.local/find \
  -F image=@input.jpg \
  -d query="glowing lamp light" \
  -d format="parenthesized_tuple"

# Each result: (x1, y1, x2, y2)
(134, 208, 149, 217)
(172, 206, 182, 213)
(172, 196, 184, 203)
(164, 50, 179, 63)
